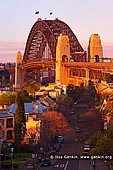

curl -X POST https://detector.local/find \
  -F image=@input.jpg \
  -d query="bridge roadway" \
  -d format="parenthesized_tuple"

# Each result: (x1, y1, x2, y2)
(63, 61, 113, 71)
(1, 61, 113, 85)
(1, 61, 113, 72)
(22, 60, 55, 69)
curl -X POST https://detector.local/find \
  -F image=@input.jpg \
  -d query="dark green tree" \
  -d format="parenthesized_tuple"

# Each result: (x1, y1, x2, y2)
(89, 125, 113, 156)
(89, 130, 103, 147)
(66, 84, 75, 98)
(0, 93, 16, 105)
(14, 92, 26, 150)
(21, 90, 32, 103)
(89, 135, 113, 156)
(26, 84, 40, 98)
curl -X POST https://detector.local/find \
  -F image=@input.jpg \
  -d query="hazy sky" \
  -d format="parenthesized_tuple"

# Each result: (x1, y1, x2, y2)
(0, 0, 113, 62)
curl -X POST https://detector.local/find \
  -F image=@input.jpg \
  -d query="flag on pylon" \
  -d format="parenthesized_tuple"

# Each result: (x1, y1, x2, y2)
(35, 11, 39, 14)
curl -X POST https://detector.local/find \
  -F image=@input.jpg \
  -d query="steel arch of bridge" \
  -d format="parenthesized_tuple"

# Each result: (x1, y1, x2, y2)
(23, 18, 86, 63)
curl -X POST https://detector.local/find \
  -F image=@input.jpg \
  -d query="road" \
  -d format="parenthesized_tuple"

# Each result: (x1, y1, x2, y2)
(23, 104, 110, 170)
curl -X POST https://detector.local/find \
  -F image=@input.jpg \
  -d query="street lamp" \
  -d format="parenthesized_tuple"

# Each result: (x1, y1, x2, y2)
(10, 147, 14, 170)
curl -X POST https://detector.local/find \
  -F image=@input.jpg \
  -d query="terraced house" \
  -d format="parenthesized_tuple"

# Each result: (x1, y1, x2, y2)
(0, 112, 14, 143)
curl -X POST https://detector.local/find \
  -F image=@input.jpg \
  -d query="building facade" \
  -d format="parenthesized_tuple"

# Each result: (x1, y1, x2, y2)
(0, 113, 14, 143)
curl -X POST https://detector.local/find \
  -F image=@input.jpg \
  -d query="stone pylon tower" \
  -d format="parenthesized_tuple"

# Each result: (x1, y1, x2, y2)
(15, 51, 22, 89)
(55, 33, 70, 85)
(88, 34, 103, 62)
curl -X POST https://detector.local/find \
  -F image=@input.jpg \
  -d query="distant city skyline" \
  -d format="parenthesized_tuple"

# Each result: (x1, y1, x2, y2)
(0, 0, 113, 62)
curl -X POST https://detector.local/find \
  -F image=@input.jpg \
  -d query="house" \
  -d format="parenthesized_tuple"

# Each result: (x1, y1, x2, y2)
(8, 101, 47, 114)
(39, 96, 57, 110)
(23, 113, 42, 144)
(6, 98, 57, 144)
(0, 112, 14, 143)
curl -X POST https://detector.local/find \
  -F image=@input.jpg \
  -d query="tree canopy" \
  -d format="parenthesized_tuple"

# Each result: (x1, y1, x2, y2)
(56, 93, 74, 115)
(40, 111, 71, 147)
(0, 93, 16, 105)
(89, 125, 113, 156)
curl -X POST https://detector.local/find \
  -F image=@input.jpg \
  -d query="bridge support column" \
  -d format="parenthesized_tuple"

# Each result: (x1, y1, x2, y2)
(76, 79, 79, 86)
(21, 70, 25, 86)
(55, 33, 70, 85)
(10, 75, 14, 86)
(1, 76, 5, 87)
(15, 51, 22, 89)
(85, 68, 90, 86)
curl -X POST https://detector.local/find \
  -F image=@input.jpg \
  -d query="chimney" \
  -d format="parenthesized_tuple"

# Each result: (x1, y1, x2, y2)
(34, 104, 38, 113)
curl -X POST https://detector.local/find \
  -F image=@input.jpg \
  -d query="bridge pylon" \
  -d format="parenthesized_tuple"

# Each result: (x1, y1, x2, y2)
(55, 33, 70, 85)
(88, 34, 103, 62)
(15, 51, 22, 89)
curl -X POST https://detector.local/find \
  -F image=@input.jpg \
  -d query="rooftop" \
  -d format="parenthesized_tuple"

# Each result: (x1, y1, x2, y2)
(0, 112, 14, 118)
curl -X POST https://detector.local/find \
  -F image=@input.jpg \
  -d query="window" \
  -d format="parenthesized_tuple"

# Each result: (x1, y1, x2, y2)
(0, 132, 2, 139)
(62, 55, 68, 62)
(6, 118, 13, 128)
(2, 119, 4, 126)
(95, 55, 99, 62)
(2, 131, 4, 138)
(7, 130, 13, 140)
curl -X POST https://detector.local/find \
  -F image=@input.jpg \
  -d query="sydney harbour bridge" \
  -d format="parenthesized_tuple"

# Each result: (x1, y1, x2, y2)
(0, 18, 113, 88)
(23, 18, 86, 63)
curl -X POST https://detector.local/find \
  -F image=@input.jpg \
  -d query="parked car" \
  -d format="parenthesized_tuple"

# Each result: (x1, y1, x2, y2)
(57, 135, 64, 143)
(84, 141, 93, 149)
(75, 127, 82, 133)
(74, 101, 78, 105)
(82, 151, 89, 156)
(26, 162, 34, 169)
(84, 140, 91, 145)
(53, 143, 61, 151)
(41, 159, 51, 166)
(83, 144, 91, 152)
(70, 111, 74, 115)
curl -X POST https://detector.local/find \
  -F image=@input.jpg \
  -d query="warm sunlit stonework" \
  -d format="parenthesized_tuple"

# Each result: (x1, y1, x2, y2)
(56, 33, 70, 85)
(0, 19, 113, 89)
(15, 51, 22, 88)
(88, 34, 103, 62)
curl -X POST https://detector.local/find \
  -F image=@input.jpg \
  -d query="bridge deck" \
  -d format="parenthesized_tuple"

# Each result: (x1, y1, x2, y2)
(63, 62, 113, 71)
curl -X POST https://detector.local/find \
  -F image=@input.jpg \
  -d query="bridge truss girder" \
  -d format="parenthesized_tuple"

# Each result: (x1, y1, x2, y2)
(23, 18, 86, 63)
(70, 67, 107, 81)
